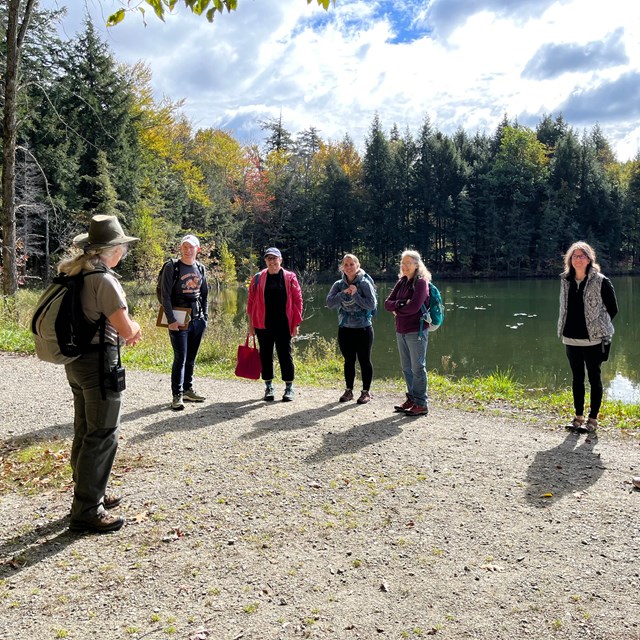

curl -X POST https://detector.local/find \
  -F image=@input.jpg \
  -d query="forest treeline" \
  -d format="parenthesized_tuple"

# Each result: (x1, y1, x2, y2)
(3, 9, 640, 286)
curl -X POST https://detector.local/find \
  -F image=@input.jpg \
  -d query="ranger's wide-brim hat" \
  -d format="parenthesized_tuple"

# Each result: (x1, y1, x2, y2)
(73, 215, 139, 249)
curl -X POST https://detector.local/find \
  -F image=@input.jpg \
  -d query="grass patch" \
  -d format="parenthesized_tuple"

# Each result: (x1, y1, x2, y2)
(0, 439, 150, 498)
(0, 440, 71, 496)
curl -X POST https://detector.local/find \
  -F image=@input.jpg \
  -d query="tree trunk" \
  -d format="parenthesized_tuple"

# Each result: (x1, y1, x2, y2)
(2, 0, 35, 295)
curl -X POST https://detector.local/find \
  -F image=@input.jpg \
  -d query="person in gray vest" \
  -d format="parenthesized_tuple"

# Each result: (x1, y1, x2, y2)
(558, 241, 618, 432)
(159, 235, 209, 410)
(60, 215, 142, 533)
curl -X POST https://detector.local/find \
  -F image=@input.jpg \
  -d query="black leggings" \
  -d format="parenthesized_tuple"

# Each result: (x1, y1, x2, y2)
(565, 344, 603, 419)
(338, 326, 374, 391)
(256, 327, 294, 382)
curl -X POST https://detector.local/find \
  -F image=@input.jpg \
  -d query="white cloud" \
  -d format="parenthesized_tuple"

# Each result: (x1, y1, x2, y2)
(43, 0, 640, 160)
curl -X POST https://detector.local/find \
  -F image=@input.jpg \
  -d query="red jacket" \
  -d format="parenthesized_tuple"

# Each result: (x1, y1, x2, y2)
(247, 268, 303, 335)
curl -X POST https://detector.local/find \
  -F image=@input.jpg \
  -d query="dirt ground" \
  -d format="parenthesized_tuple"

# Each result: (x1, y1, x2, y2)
(1, 352, 639, 640)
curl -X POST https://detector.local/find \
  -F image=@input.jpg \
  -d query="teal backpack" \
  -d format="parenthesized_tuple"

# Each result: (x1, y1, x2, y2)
(419, 282, 444, 337)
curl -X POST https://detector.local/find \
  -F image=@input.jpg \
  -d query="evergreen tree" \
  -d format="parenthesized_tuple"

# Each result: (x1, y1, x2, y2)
(57, 20, 140, 219)
(362, 114, 394, 270)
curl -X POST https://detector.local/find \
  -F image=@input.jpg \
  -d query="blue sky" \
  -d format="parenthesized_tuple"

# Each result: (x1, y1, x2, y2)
(44, 0, 640, 160)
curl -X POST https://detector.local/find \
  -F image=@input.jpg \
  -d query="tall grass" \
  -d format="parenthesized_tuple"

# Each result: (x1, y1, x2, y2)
(2, 288, 639, 431)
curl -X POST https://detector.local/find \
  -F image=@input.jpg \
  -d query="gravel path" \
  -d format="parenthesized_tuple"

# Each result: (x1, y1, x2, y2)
(1, 352, 639, 640)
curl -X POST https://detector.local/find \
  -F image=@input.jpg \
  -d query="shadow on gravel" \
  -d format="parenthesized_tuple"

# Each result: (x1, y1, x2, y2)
(2, 404, 171, 454)
(524, 429, 604, 507)
(127, 399, 263, 445)
(0, 516, 76, 579)
(240, 402, 354, 440)
(305, 415, 406, 464)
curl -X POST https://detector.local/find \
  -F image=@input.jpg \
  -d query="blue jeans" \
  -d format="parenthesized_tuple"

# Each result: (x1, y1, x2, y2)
(169, 317, 206, 395)
(396, 331, 428, 407)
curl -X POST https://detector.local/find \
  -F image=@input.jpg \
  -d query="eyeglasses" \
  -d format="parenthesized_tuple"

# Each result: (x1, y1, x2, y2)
(572, 253, 589, 260)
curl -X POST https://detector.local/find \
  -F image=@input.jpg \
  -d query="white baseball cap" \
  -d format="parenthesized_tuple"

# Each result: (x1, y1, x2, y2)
(181, 234, 200, 248)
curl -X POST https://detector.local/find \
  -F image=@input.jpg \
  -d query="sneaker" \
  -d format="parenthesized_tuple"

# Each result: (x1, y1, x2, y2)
(339, 389, 354, 402)
(357, 391, 372, 404)
(632, 476, 640, 489)
(69, 512, 125, 534)
(264, 384, 275, 402)
(171, 394, 185, 411)
(282, 385, 294, 402)
(394, 396, 414, 412)
(404, 404, 429, 417)
(104, 491, 122, 509)
(183, 389, 205, 402)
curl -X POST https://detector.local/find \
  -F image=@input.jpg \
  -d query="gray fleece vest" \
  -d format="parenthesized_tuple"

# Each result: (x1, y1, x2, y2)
(557, 270, 614, 340)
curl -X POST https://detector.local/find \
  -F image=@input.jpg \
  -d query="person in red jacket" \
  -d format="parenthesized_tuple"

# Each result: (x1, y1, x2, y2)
(247, 248, 303, 401)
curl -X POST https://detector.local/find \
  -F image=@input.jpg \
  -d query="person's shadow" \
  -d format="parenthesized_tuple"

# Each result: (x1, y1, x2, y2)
(240, 402, 355, 440)
(524, 429, 604, 507)
(305, 415, 405, 464)
(0, 516, 76, 579)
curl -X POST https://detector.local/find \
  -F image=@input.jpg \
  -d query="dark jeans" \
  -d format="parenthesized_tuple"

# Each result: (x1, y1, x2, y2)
(169, 317, 206, 395)
(338, 326, 374, 391)
(65, 346, 121, 520)
(565, 343, 604, 418)
(255, 326, 294, 382)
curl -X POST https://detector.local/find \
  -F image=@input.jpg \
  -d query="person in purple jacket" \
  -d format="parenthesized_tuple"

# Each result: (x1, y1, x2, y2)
(384, 250, 431, 417)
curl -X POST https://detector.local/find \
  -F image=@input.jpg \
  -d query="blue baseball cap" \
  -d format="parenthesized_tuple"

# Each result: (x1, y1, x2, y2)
(264, 247, 282, 259)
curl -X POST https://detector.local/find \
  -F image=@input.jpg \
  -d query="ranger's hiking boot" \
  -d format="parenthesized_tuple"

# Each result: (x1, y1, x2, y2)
(69, 512, 125, 534)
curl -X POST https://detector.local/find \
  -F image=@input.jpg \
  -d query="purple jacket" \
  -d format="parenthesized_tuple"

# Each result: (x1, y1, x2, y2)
(384, 276, 429, 334)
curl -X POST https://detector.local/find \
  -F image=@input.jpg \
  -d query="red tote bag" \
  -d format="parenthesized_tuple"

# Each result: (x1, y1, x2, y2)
(235, 334, 262, 380)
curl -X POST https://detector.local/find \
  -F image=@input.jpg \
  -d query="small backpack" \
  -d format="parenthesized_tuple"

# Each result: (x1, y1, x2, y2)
(156, 259, 205, 303)
(362, 272, 378, 319)
(31, 270, 106, 364)
(419, 282, 445, 336)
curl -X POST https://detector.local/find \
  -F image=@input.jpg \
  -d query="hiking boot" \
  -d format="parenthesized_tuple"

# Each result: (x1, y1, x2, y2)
(183, 388, 205, 402)
(104, 491, 122, 509)
(357, 390, 372, 404)
(282, 385, 295, 402)
(264, 384, 275, 402)
(404, 404, 429, 417)
(171, 394, 184, 411)
(69, 512, 125, 534)
(339, 389, 354, 402)
(394, 396, 414, 412)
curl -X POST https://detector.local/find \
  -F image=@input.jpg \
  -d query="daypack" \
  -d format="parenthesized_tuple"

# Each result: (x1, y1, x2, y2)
(31, 270, 106, 364)
(156, 258, 205, 303)
(419, 282, 445, 336)
(363, 272, 378, 319)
